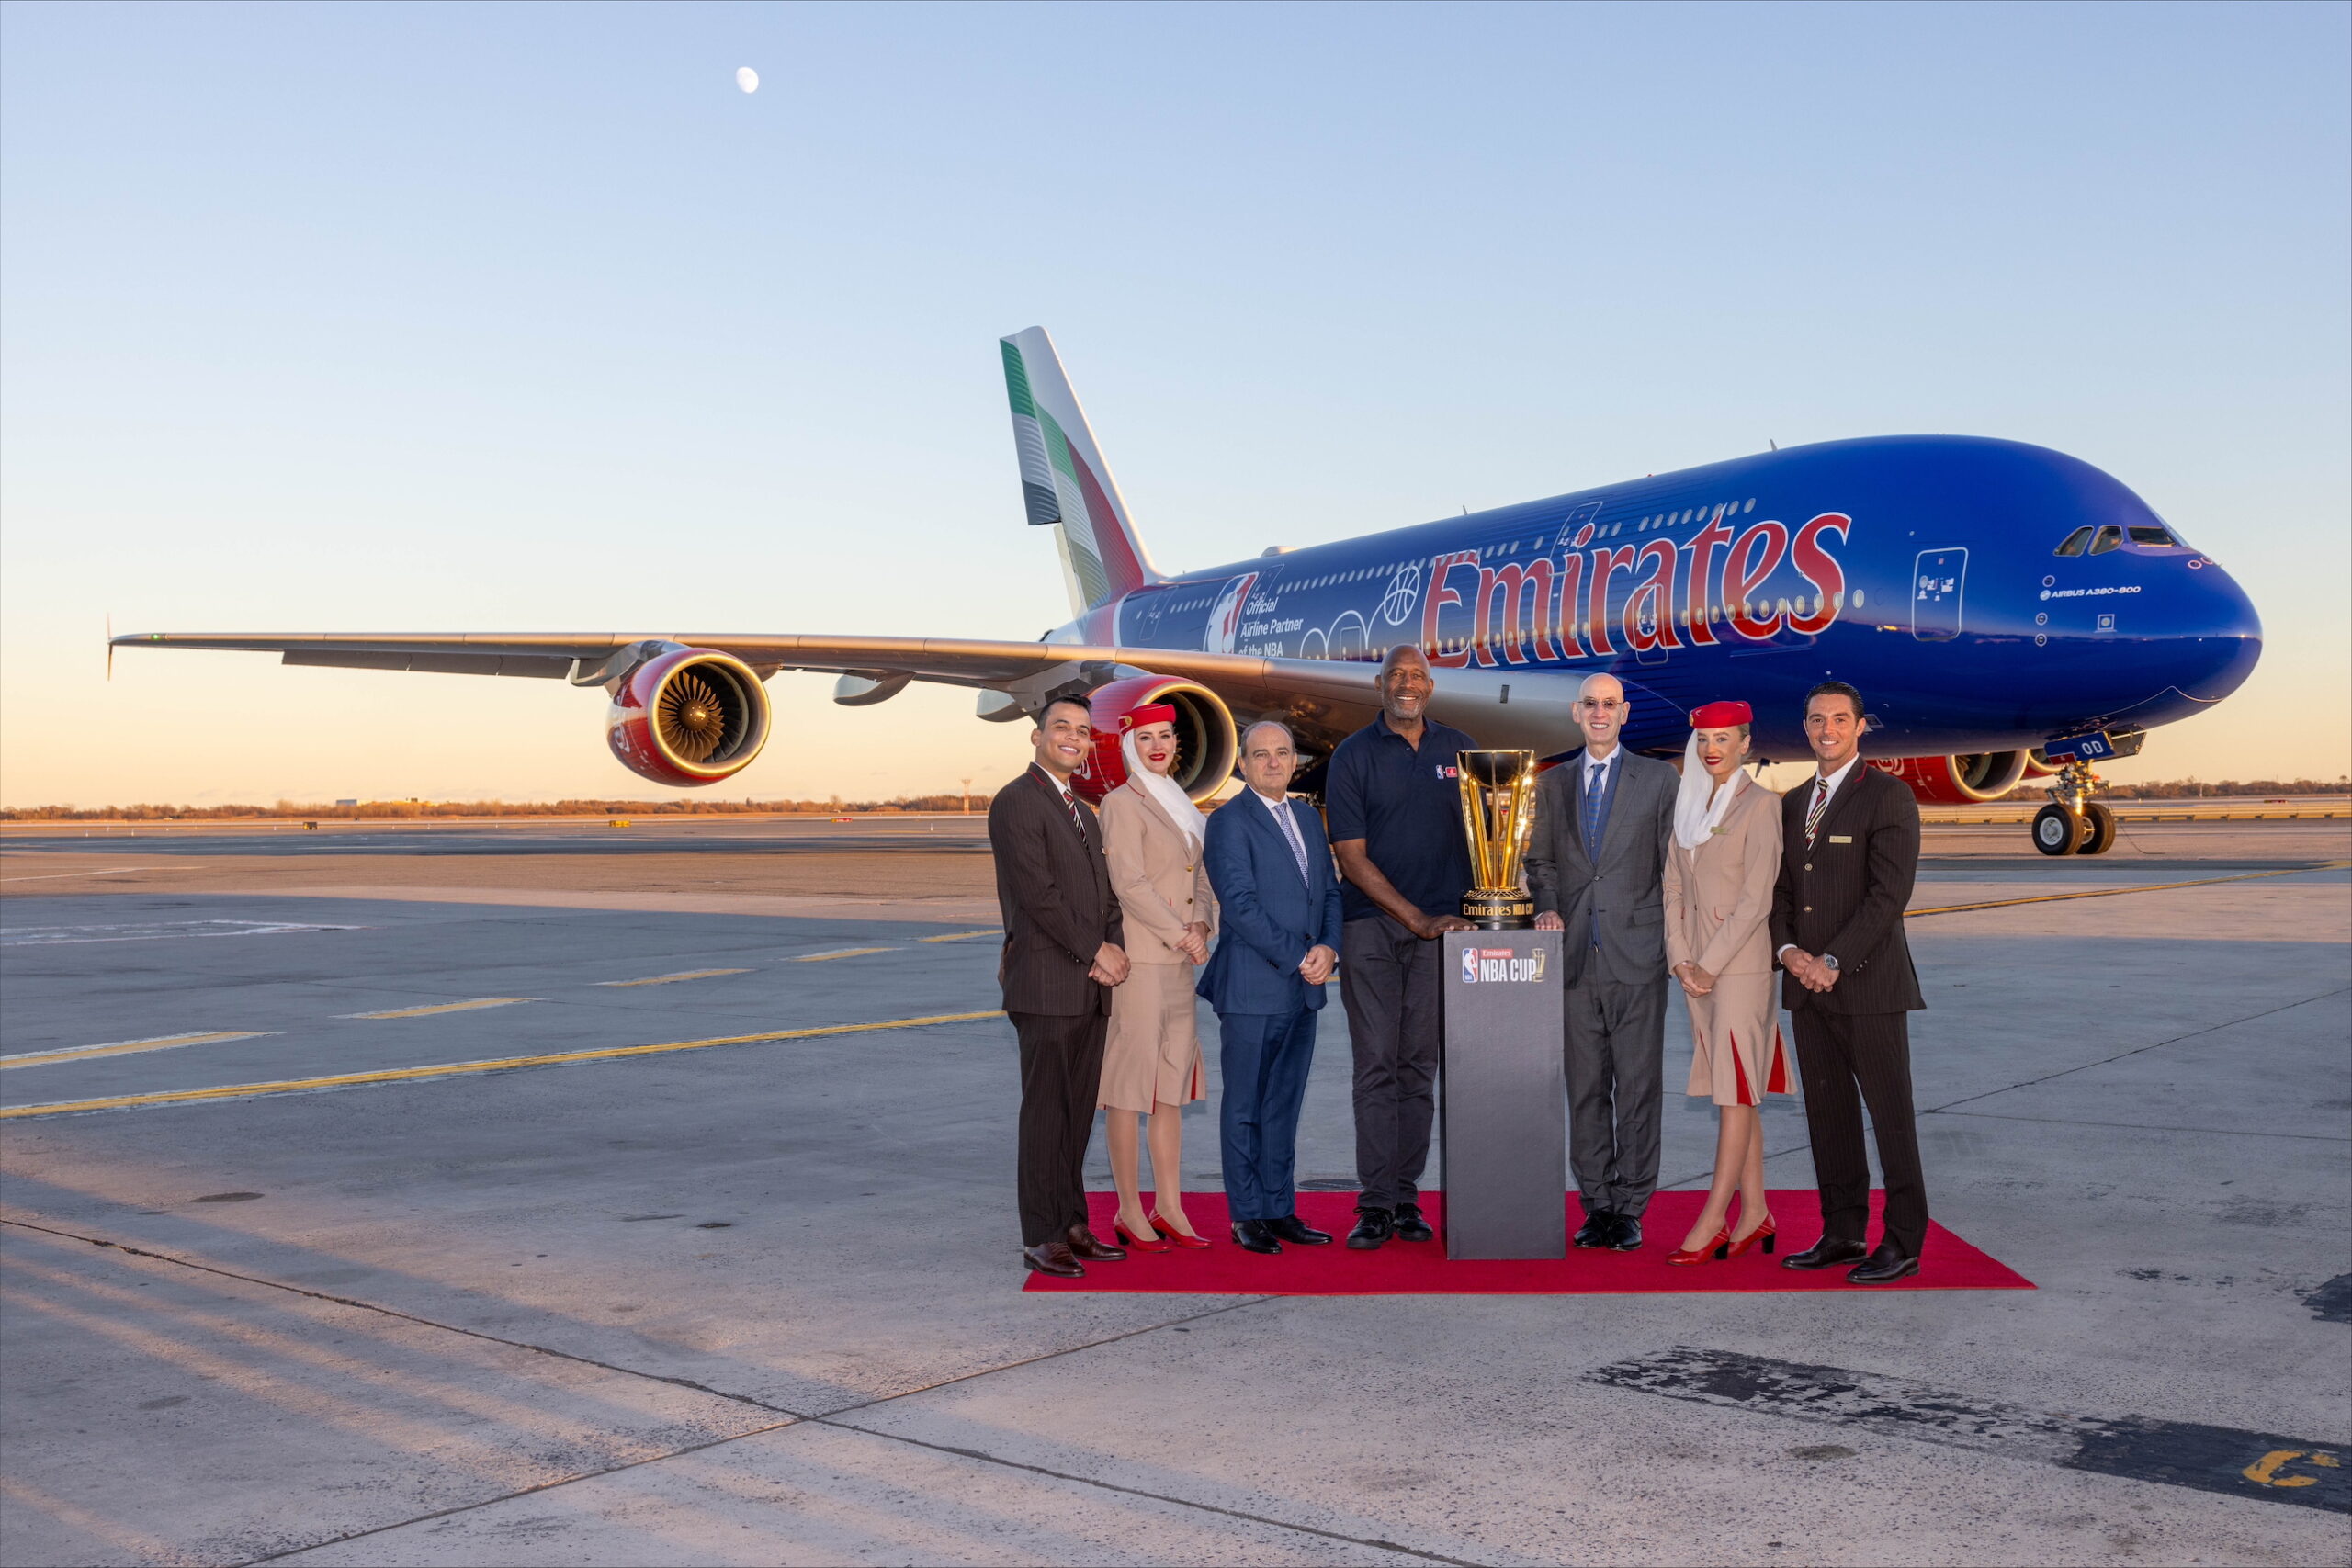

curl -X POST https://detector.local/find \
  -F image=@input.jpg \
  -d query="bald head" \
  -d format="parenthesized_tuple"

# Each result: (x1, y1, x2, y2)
(1574, 672, 1630, 758)
(1239, 720, 1299, 801)
(1378, 644, 1434, 733)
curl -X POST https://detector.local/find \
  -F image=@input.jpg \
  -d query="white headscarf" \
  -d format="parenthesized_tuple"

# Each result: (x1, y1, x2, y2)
(1121, 724, 1210, 849)
(1672, 728, 1747, 851)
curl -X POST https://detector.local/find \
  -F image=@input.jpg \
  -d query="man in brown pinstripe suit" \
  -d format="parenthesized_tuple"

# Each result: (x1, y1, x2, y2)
(988, 695, 1132, 1279)
(1770, 680, 1930, 1285)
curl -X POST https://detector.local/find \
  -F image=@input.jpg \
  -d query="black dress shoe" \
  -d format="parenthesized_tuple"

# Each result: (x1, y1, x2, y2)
(1346, 1208, 1393, 1249)
(1392, 1202, 1435, 1243)
(1230, 1219, 1283, 1254)
(1066, 1223, 1126, 1262)
(1847, 1242, 1921, 1285)
(1608, 1215, 1643, 1252)
(1023, 1242, 1084, 1278)
(1574, 1211, 1617, 1248)
(1781, 1236, 1870, 1270)
(1267, 1214, 1330, 1246)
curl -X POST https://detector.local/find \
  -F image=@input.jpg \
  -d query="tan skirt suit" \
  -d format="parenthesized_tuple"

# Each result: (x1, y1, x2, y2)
(1663, 773, 1792, 1107)
(1097, 783, 1218, 1112)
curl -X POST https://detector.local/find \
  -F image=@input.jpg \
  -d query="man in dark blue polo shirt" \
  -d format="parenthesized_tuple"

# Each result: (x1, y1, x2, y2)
(1326, 644, 1477, 1249)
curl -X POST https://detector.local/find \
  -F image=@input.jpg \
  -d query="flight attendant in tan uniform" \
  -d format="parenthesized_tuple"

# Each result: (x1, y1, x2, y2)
(1096, 704, 1217, 1251)
(1661, 700, 1792, 1265)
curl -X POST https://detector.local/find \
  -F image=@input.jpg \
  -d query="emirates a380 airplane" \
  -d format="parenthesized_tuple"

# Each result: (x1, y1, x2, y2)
(117, 329, 2262, 857)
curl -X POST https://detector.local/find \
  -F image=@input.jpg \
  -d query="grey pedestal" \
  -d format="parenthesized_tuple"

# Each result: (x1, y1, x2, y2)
(1440, 930, 1566, 1260)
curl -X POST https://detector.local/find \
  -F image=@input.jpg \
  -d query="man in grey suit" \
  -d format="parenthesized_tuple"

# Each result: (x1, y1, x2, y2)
(1527, 672, 1677, 1251)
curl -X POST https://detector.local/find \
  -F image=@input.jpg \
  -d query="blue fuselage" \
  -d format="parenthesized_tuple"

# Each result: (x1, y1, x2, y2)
(1067, 435, 2261, 761)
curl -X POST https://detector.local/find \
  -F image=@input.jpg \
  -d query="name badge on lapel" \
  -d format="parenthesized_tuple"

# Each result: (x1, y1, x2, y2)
(1827, 834, 1854, 844)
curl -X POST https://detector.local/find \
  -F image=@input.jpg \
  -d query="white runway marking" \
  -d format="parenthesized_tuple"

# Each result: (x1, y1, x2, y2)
(337, 998, 538, 1020)
(594, 969, 752, 987)
(0, 919, 365, 946)
(0, 1032, 275, 1069)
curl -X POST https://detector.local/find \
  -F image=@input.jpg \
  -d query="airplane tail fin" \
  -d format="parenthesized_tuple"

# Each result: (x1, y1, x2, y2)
(1001, 327, 1160, 614)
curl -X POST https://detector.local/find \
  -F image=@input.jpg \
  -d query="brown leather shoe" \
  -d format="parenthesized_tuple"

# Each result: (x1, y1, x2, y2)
(1023, 1241, 1083, 1278)
(1067, 1223, 1127, 1261)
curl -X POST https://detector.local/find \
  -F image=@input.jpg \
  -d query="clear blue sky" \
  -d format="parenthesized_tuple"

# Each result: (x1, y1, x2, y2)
(4, 0, 2346, 805)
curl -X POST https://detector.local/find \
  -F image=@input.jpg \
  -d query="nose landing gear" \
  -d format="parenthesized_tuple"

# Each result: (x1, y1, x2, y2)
(2030, 756, 2117, 856)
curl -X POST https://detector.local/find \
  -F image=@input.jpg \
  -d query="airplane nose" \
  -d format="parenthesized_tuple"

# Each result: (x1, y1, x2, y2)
(2170, 559, 2263, 702)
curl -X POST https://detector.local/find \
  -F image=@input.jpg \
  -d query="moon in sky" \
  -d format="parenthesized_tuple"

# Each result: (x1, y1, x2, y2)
(736, 66, 759, 94)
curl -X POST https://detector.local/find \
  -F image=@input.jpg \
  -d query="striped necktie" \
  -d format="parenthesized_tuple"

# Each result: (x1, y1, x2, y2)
(1805, 775, 1833, 844)
(1582, 759, 1610, 854)
(1051, 779, 1087, 841)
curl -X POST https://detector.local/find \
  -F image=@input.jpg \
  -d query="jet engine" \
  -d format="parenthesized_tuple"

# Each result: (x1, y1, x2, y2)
(1067, 674, 1238, 804)
(605, 647, 772, 786)
(1874, 751, 2031, 804)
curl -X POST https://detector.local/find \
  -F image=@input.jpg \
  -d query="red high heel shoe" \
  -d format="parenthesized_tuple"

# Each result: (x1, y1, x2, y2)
(1113, 1217, 1170, 1254)
(1149, 1211, 1210, 1249)
(1667, 1225, 1730, 1267)
(1724, 1213, 1777, 1258)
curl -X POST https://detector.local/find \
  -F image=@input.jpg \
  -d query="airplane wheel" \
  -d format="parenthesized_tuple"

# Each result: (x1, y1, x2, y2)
(2075, 800, 2117, 855)
(2032, 804, 2083, 856)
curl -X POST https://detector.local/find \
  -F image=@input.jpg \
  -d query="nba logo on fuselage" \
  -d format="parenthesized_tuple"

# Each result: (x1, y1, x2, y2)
(1204, 573, 1258, 655)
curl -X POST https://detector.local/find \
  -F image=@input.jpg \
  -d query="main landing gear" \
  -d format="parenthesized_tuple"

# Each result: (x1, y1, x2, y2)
(2030, 757, 2116, 856)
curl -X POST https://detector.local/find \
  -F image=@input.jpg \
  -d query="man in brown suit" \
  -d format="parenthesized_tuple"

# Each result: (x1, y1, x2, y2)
(1770, 680, 1929, 1285)
(989, 695, 1132, 1278)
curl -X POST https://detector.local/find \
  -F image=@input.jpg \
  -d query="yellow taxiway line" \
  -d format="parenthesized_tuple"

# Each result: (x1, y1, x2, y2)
(593, 968, 752, 987)
(1906, 861, 2348, 919)
(790, 947, 897, 962)
(337, 997, 538, 1019)
(0, 1010, 1006, 1120)
(917, 930, 1001, 942)
(0, 1032, 274, 1070)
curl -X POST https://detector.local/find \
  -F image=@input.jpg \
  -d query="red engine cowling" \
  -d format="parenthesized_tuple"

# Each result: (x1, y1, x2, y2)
(1068, 675, 1238, 805)
(1874, 751, 2031, 804)
(606, 648, 773, 786)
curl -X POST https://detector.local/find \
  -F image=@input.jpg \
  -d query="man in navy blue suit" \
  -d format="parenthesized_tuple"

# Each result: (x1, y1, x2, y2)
(1198, 720, 1345, 1256)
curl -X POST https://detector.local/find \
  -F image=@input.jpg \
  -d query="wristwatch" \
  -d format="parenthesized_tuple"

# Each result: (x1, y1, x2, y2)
(1820, 953, 1840, 972)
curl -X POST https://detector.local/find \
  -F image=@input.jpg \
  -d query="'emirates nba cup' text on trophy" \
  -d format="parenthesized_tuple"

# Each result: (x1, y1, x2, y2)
(1456, 749, 1538, 930)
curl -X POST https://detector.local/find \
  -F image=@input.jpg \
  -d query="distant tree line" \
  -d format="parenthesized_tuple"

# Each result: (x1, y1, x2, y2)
(6, 778, 2346, 822)
(1, 794, 983, 821)
(1999, 776, 2349, 801)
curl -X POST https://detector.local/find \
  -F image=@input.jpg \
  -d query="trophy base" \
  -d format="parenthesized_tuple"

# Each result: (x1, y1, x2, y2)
(1462, 890, 1534, 931)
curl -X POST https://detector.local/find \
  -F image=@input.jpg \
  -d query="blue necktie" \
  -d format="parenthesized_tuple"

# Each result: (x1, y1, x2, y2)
(1583, 760, 1610, 951)
(1273, 800, 1310, 883)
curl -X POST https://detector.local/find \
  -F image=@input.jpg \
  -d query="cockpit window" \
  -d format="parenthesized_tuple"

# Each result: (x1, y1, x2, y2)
(2087, 525, 2124, 555)
(2054, 526, 2094, 557)
(2128, 525, 2178, 547)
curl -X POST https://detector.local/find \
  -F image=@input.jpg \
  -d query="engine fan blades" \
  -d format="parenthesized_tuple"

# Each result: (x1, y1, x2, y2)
(657, 670, 732, 762)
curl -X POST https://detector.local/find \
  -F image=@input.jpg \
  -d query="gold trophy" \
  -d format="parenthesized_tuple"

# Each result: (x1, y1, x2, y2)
(1456, 750, 1538, 929)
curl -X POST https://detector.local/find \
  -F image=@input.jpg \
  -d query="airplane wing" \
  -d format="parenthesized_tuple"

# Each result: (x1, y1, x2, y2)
(109, 629, 1386, 731)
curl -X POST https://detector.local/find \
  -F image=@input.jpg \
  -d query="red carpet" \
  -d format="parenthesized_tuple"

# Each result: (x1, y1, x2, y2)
(1023, 1190, 2031, 1294)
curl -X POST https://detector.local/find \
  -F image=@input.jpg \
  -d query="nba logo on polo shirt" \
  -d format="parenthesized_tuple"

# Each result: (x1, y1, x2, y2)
(1436, 764, 1457, 779)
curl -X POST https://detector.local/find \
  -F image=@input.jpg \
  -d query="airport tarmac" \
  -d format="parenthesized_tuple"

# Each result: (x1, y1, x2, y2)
(1, 813, 2346, 1566)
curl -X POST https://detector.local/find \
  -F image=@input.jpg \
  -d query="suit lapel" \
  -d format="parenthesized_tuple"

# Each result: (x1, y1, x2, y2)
(1029, 766, 1092, 849)
(1815, 762, 1870, 840)
(1565, 753, 1595, 872)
